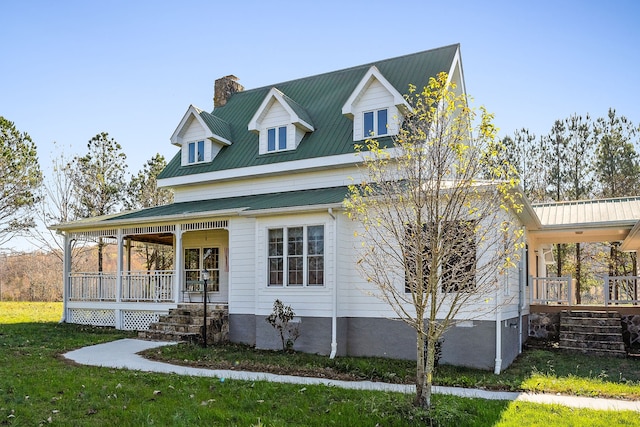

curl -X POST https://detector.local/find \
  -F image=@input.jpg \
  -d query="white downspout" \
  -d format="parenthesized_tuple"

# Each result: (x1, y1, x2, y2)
(328, 208, 338, 359)
(494, 275, 503, 375)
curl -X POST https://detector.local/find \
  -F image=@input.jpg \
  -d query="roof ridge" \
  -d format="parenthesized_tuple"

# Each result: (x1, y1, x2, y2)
(532, 196, 640, 207)
(214, 44, 461, 101)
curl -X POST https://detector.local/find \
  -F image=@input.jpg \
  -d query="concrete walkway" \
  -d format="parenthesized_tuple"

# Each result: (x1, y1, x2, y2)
(64, 339, 640, 412)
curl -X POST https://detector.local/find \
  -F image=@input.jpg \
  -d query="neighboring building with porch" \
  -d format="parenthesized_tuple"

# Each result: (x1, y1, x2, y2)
(51, 44, 640, 372)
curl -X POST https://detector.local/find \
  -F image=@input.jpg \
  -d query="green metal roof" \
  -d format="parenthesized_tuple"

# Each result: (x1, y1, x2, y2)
(199, 110, 232, 143)
(158, 44, 460, 180)
(106, 186, 350, 222)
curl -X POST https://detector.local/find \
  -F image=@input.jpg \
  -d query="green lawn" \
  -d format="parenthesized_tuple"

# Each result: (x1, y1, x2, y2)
(1, 303, 639, 426)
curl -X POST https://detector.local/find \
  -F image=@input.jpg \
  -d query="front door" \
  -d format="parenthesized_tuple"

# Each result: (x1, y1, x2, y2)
(184, 247, 221, 301)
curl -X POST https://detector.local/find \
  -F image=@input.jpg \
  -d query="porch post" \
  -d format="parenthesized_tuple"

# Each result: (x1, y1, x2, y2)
(115, 229, 123, 329)
(61, 233, 72, 323)
(174, 227, 183, 303)
(116, 229, 123, 303)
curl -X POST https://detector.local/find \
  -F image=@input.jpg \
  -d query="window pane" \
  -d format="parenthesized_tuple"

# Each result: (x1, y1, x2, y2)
(269, 258, 283, 286)
(288, 256, 303, 286)
(278, 126, 287, 150)
(377, 109, 388, 135)
(197, 140, 204, 162)
(364, 111, 374, 137)
(268, 229, 283, 256)
(188, 143, 195, 163)
(204, 248, 219, 270)
(307, 225, 324, 255)
(288, 227, 303, 255)
(184, 248, 199, 269)
(267, 128, 276, 151)
(308, 256, 324, 285)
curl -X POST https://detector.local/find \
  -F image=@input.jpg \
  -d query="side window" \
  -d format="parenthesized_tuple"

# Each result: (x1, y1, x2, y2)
(267, 226, 324, 287)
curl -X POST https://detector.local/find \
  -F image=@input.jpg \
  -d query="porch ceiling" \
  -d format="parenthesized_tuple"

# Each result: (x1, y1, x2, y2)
(531, 197, 640, 249)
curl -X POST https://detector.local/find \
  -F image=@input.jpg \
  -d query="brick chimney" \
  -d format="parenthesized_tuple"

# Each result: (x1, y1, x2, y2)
(214, 75, 244, 108)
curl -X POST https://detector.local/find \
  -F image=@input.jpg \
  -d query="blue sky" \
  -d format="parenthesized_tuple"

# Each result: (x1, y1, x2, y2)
(1, 0, 639, 249)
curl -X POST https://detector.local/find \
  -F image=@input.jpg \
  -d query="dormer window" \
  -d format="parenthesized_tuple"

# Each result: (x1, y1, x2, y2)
(342, 66, 411, 141)
(248, 88, 314, 155)
(188, 140, 205, 164)
(364, 109, 388, 137)
(267, 126, 287, 152)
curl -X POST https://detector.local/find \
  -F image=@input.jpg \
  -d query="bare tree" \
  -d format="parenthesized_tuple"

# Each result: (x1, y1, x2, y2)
(126, 154, 174, 271)
(29, 144, 86, 270)
(345, 72, 523, 409)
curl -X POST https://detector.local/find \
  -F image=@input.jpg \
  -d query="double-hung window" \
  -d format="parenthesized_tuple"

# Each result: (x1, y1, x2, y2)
(404, 221, 476, 294)
(267, 126, 287, 152)
(187, 140, 205, 164)
(268, 225, 324, 287)
(363, 108, 388, 137)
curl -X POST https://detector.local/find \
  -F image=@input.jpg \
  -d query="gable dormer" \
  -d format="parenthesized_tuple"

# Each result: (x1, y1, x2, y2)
(171, 105, 232, 166)
(248, 88, 314, 155)
(341, 66, 411, 141)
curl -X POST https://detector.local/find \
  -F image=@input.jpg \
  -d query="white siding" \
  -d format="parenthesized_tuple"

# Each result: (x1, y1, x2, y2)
(254, 212, 335, 317)
(173, 166, 365, 203)
(228, 217, 257, 314)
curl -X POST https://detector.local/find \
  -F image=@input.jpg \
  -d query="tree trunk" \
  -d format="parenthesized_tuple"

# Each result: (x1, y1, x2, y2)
(98, 237, 104, 273)
(415, 331, 429, 408)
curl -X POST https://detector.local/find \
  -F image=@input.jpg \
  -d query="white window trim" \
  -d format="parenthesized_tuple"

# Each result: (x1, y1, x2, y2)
(186, 140, 206, 165)
(184, 246, 221, 292)
(267, 225, 325, 287)
(266, 125, 288, 153)
(363, 108, 389, 137)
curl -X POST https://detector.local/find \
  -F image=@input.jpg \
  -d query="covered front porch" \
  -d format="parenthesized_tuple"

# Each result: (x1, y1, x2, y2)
(61, 219, 230, 330)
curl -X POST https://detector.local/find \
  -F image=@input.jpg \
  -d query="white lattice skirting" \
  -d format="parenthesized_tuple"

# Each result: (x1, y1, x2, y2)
(68, 309, 116, 327)
(121, 311, 160, 330)
(68, 309, 161, 330)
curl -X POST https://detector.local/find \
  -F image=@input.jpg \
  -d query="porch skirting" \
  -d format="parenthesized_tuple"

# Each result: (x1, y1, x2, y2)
(229, 314, 523, 371)
(65, 303, 176, 330)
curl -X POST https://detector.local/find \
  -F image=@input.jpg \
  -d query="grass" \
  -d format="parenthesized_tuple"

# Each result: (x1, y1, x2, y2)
(1, 303, 639, 426)
(148, 341, 640, 401)
(0, 301, 63, 323)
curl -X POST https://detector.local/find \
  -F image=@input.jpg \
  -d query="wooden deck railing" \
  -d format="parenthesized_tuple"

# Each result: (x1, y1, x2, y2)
(69, 271, 174, 302)
(531, 275, 640, 306)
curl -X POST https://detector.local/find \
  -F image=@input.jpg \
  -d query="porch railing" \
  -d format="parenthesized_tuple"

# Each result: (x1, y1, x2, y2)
(530, 275, 640, 306)
(605, 275, 640, 305)
(69, 271, 174, 302)
(530, 275, 572, 305)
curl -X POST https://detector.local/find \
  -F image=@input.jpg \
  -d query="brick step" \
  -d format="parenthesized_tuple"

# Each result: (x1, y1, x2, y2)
(561, 317, 621, 327)
(559, 332, 625, 343)
(158, 314, 207, 325)
(560, 324, 622, 334)
(557, 345, 627, 358)
(138, 330, 199, 343)
(559, 338, 626, 352)
(561, 311, 620, 319)
(148, 322, 203, 334)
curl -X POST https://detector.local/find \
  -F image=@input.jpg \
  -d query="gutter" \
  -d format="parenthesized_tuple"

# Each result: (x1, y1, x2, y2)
(328, 208, 338, 359)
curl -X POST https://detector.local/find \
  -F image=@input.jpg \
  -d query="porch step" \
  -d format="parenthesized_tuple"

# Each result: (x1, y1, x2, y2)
(558, 310, 627, 357)
(138, 304, 229, 345)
